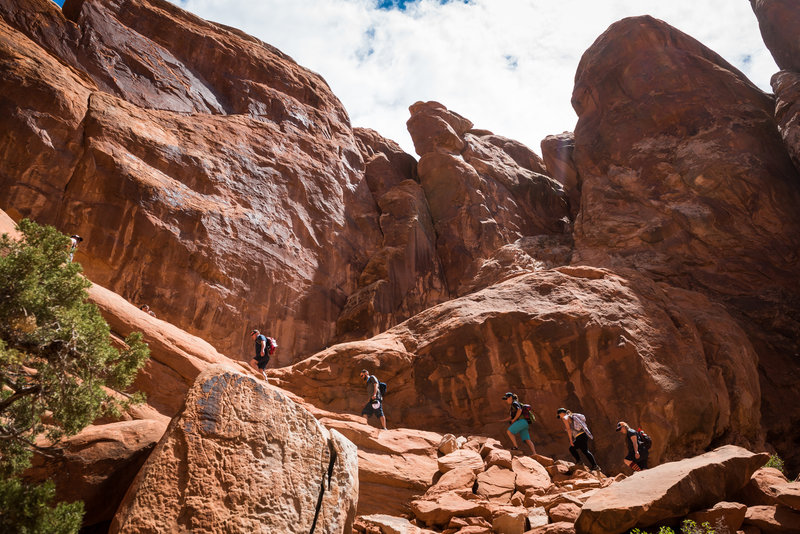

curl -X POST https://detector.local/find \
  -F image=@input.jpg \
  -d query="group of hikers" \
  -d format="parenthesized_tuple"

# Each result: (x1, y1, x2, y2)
(246, 330, 650, 472)
(501, 393, 650, 472)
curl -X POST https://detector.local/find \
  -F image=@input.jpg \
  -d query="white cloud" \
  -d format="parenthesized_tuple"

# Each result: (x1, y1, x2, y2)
(176, 0, 778, 156)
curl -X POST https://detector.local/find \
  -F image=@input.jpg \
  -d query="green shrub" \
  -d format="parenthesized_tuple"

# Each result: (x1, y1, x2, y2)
(0, 219, 150, 532)
(764, 454, 785, 473)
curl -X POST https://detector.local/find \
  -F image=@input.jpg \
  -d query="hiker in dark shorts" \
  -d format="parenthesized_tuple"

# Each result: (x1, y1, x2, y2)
(359, 369, 387, 430)
(503, 392, 536, 455)
(249, 329, 270, 380)
(617, 421, 648, 471)
(557, 408, 600, 471)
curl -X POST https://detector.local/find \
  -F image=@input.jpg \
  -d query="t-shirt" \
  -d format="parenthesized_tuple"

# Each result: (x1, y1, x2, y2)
(570, 413, 593, 439)
(365, 375, 380, 399)
(509, 401, 522, 420)
(254, 334, 268, 358)
(626, 428, 642, 456)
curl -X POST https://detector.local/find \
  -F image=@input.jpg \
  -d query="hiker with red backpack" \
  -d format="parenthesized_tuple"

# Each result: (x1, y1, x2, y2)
(616, 421, 650, 471)
(557, 408, 601, 471)
(249, 329, 276, 380)
(502, 392, 536, 455)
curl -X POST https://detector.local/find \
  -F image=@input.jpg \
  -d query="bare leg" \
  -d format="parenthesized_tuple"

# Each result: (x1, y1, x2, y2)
(249, 359, 267, 380)
(379, 415, 387, 430)
(506, 430, 519, 449)
(524, 439, 536, 455)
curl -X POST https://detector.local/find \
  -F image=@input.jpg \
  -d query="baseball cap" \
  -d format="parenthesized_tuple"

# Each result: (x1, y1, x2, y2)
(556, 408, 567, 418)
(502, 392, 513, 399)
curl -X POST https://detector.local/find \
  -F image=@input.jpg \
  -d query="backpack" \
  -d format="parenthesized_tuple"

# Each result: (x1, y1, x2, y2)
(520, 404, 535, 424)
(266, 337, 278, 355)
(378, 381, 387, 398)
(637, 428, 652, 450)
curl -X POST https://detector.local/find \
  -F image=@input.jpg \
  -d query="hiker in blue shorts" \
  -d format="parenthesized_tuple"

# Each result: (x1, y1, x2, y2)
(503, 392, 536, 455)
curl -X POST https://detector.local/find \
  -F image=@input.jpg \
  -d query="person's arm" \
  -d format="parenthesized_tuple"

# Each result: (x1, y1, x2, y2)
(630, 433, 640, 458)
(562, 416, 574, 445)
(510, 405, 521, 423)
(259, 338, 266, 357)
(370, 378, 379, 399)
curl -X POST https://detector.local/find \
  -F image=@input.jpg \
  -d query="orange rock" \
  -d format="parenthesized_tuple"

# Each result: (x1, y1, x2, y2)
(549, 502, 582, 523)
(24, 420, 166, 528)
(409, 491, 493, 527)
(773, 482, 800, 511)
(540, 132, 580, 219)
(526, 522, 576, 534)
(772, 70, 800, 173)
(476, 466, 516, 503)
(686, 501, 747, 533)
(575, 446, 769, 534)
(743, 505, 800, 534)
(111, 365, 359, 534)
(427, 468, 479, 496)
(735, 467, 791, 506)
(750, 0, 800, 71)
(512, 456, 552, 494)
(439, 449, 485, 475)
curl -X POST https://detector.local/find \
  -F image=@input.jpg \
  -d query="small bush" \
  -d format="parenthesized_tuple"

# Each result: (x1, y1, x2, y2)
(764, 454, 785, 473)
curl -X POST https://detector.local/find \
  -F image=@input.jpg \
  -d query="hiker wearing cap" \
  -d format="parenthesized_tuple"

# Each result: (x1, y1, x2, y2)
(557, 408, 600, 471)
(617, 421, 648, 471)
(359, 369, 387, 430)
(503, 392, 536, 455)
(68, 235, 83, 262)
(248, 329, 270, 380)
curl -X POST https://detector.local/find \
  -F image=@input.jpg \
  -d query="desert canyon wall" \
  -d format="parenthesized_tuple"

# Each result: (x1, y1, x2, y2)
(2, 0, 800, 531)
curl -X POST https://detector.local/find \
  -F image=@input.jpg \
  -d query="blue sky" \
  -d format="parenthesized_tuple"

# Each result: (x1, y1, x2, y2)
(48, 0, 777, 156)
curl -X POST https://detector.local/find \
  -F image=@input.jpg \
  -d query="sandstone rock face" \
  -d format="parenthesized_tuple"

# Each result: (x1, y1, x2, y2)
(24, 420, 166, 528)
(772, 70, 800, 172)
(111, 366, 358, 534)
(406, 101, 570, 296)
(0, 0, 387, 366)
(735, 467, 791, 506)
(571, 14, 800, 473)
(750, 0, 800, 72)
(272, 267, 763, 470)
(574, 445, 769, 534)
(336, 128, 447, 341)
(744, 505, 800, 534)
(685, 501, 747, 533)
(541, 132, 580, 219)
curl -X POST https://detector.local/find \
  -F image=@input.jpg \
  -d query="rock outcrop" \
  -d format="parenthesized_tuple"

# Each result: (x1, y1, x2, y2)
(406, 101, 570, 296)
(574, 446, 769, 534)
(571, 14, 800, 475)
(24, 420, 166, 528)
(271, 266, 763, 470)
(111, 365, 359, 534)
(750, 0, 800, 72)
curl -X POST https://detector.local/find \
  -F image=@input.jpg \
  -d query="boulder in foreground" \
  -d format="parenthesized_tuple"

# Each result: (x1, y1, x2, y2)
(574, 445, 768, 534)
(111, 365, 358, 534)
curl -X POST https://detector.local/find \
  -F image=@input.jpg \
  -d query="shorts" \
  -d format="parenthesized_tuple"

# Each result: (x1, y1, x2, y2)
(626, 449, 649, 468)
(508, 419, 531, 441)
(253, 354, 270, 370)
(361, 399, 384, 418)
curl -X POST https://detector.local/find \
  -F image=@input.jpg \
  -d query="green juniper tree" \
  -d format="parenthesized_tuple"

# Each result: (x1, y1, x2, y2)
(0, 219, 150, 533)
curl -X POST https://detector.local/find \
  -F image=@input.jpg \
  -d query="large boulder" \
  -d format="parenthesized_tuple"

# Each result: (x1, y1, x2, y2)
(750, 0, 800, 72)
(571, 14, 800, 474)
(0, 0, 386, 365)
(271, 267, 763, 470)
(574, 446, 769, 534)
(110, 366, 358, 534)
(772, 70, 800, 173)
(406, 101, 569, 296)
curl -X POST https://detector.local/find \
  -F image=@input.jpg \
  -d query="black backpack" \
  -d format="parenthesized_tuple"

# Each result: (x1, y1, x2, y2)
(378, 381, 387, 398)
(637, 428, 652, 450)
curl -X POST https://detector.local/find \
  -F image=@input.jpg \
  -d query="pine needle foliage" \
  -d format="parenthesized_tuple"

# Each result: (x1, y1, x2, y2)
(0, 219, 150, 531)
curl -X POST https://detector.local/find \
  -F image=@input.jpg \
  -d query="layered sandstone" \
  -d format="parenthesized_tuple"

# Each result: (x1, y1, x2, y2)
(111, 366, 359, 534)
(750, 0, 800, 72)
(406, 101, 570, 296)
(271, 266, 763, 471)
(571, 14, 800, 473)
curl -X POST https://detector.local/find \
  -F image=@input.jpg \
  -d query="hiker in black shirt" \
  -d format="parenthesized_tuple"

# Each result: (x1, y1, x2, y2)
(617, 421, 648, 471)
(360, 369, 387, 430)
